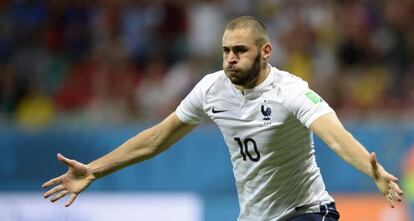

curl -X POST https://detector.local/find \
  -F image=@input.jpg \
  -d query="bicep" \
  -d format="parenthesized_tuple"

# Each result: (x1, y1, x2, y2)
(309, 109, 371, 170)
(151, 112, 197, 151)
(309, 112, 351, 151)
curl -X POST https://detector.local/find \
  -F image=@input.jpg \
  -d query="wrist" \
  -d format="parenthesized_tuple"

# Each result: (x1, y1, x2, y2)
(86, 163, 99, 181)
(370, 164, 385, 179)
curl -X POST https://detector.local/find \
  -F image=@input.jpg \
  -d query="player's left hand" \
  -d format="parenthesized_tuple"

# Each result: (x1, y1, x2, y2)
(370, 152, 404, 208)
(42, 153, 95, 207)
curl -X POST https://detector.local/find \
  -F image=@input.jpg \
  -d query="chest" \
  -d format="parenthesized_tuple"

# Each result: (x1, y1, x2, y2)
(205, 94, 290, 137)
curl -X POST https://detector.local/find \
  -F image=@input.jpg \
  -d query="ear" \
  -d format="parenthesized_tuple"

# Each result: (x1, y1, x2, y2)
(261, 43, 272, 60)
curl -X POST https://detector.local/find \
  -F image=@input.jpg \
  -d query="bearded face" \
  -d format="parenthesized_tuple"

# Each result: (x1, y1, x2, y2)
(224, 51, 262, 86)
(222, 28, 268, 88)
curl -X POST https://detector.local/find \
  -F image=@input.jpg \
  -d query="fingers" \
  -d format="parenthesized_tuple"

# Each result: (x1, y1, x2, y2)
(42, 183, 79, 206)
(388, 175, 399, 182)
(42, 175, 63, 189)
(384, 181, 404, 208)
(57, 153, 75, 167)
(382, 170, 399, 183)
(386, 193, 395, 208)
(369, 152, 404, 208)
(50, 190, 69, 203)
(388, 182, 403, 202)
(389, 190, 403, 202)
(386, 190, 402, 208)
(43, 184, 65, 199)
(65, 193, 78, 207)
(390, 180, 404, 195)
(42, 153, 81, 207)
(42, 154, 72, 189)
(384, 172, 403, 197)
(43, 184, 77, 206)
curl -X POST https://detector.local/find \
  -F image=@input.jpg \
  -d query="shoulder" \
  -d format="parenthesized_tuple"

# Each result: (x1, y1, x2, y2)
(271, 67, 309, 96)
(195, 70, 228, 94)
(272, 67, 308, 89)
(200, 70, 226, 84)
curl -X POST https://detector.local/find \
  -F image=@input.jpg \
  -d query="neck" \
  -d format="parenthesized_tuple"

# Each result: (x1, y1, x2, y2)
(236, 64, 270, 92)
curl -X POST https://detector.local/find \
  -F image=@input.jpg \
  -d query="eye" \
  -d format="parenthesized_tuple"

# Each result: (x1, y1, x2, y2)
(234, 47, 247, 54)
(222, 47, 230, 54)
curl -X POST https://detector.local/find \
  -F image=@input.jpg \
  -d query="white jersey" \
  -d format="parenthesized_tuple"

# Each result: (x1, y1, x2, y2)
(176, 65, 335, 221)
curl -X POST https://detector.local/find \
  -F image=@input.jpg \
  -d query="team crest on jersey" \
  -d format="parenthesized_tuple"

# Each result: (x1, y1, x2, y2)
(261, 100, 272, 126)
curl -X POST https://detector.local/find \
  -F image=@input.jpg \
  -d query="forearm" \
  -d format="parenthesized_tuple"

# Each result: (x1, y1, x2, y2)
(87, 127, 162, 179)
(327, 128, 404, 207)
(327, 130, 377, 178)
(310, 113, 381, 178)
(86, 113, 195, 181)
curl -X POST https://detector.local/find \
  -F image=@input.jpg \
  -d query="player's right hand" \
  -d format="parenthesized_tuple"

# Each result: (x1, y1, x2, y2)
(42, 153, 95, 207)
(370, 152, 404, 208)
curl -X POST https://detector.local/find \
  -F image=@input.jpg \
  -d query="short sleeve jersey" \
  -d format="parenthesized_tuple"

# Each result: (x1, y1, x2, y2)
(176, 65, 335, 221)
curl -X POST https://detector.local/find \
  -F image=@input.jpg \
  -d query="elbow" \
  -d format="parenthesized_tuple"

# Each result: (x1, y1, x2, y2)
(328, 141, 341, 153)
(126, 129, 160, 160)
(327, 130, 356, 161)
(141, 127, 165, 156)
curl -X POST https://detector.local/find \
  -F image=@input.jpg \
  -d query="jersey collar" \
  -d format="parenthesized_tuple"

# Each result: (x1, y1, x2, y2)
(239, 64, 274, 100)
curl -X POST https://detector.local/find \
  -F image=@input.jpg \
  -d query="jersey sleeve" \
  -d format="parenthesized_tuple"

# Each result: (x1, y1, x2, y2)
(175, 77, 208, 124)
(282, 77, 334, 128)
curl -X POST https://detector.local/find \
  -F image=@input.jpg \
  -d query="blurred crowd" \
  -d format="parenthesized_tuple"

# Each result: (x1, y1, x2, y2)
(0, 0, 413, 128)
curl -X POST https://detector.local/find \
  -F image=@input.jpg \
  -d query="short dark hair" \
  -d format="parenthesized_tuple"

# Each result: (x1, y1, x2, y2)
(225, 16, 269, 47)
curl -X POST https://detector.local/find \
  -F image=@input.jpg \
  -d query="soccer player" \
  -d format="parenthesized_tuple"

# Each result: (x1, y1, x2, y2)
(42, 16, 403, 221)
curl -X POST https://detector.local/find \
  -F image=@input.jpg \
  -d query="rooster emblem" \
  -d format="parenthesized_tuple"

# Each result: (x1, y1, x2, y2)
(261, 105, 271, 120)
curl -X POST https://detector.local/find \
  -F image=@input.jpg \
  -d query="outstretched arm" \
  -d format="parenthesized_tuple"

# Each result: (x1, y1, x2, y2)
(310, 112, 404, 208)
(42, 112, 196, 207)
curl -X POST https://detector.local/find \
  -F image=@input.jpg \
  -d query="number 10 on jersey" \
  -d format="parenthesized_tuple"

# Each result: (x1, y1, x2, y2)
(234, 137, 261, 162)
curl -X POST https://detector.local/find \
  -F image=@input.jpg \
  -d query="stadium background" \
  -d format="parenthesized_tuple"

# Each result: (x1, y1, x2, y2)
(0, 0, 413, 220)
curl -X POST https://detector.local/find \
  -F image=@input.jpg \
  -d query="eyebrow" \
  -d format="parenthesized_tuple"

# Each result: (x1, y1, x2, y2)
(222, 45, 248, 50)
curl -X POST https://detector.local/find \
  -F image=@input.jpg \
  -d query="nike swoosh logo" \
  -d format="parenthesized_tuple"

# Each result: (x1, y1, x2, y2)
(212, 107, 228, 113)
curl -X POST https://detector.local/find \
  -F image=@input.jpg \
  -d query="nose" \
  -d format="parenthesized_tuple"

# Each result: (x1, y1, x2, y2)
(227, 51, 238, 64)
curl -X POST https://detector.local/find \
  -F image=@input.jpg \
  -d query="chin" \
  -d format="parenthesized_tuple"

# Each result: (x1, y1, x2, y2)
(229, 76, 247, 86)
